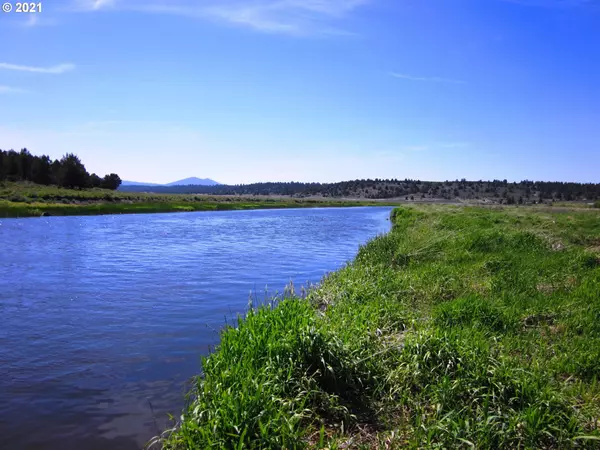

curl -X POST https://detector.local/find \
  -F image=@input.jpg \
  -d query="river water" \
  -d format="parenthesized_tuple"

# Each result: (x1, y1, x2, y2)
(0, 206, 392, 449)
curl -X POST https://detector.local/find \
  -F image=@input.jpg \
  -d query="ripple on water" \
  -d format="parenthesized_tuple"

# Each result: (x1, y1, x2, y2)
(0, 206, 392, 450)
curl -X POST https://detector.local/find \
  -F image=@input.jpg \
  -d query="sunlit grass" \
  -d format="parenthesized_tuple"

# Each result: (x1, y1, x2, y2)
(156, 205, 600, 449)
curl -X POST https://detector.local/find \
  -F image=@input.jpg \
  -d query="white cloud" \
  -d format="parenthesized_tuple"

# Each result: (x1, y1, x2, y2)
(0, 85, 29, 94)
(389, 72, 466, 85)
(70, 0, 370, 36)
(0, 62, 75, 74)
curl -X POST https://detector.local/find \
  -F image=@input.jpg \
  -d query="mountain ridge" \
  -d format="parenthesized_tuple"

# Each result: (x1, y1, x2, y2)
(166, 177, 220, 186)
(121, 177, 220, 187)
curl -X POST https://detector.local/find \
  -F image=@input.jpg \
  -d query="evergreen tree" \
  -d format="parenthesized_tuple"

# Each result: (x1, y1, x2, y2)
(101, 173, 122, 190)
(31, 155, 52, 185)
(57, 153, 89, 189)
(88, 173, 103, 188)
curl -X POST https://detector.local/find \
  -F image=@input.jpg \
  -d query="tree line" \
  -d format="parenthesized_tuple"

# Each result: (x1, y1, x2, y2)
(0, 149, 121, 190)
(120, 178, 600, 203)
(3, 148, 597, 202)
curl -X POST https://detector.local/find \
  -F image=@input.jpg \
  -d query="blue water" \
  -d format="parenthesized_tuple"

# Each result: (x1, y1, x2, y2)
(0, 207, 392, 449)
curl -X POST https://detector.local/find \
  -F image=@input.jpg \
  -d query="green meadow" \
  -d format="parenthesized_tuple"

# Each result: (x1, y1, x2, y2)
(157, 205, 600, 449)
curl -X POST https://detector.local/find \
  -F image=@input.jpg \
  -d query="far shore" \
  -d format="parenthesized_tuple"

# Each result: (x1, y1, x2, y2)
(0, 198, 399, 218)
(1, 182, 596, 218)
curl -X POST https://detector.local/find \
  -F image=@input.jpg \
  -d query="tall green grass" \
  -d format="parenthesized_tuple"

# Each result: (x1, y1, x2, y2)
(157, 205, 600, 449)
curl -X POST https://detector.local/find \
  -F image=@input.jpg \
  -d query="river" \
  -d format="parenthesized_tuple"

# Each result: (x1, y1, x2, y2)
(0, 206, 392, 449)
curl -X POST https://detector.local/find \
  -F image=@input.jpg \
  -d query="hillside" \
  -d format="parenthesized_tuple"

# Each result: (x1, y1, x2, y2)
(119, 179, 600, 204)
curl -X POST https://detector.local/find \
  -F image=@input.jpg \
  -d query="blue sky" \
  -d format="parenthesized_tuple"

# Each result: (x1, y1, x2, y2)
(0, 0, 598, 184)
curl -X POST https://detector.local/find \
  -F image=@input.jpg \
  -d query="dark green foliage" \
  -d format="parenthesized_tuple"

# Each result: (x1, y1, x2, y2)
(100, 173, 122, 190)
(56, 153, 88, 189)
(31, 155, 53, 185)
(88, 173, 103, 188)
(0, 148, 121, 190)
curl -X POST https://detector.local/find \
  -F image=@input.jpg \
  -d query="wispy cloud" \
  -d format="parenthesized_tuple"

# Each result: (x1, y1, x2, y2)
(70, 0, 370, 36)
(72, 0, 115, 10)
(91, 0, 116, 9)
(403, 145, 429, 152)
(23, 15, 40, 26)
(0, 62, 75, 74)
(0, 85, 29, 94)
(379, 142, 470, 155)
(389, 72, 466, 85)
(439, 142, 471, 149)
(19, 14, 58, 27)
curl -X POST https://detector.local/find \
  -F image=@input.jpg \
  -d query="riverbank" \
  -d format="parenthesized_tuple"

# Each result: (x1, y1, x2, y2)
(0, 183, 394, 218)
(0, 199, 392, 218)
(3, 183, 596, 219)
(157, 205, 600, 449)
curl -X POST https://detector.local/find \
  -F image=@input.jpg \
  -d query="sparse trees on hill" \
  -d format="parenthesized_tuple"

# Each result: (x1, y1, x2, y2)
(0, 148, 121, 190)
(119, 178, 600, 203)
(5, 148, 593, 202)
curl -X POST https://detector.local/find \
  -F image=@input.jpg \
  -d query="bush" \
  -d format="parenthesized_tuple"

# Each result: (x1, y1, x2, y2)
(7, 194, 27, 202)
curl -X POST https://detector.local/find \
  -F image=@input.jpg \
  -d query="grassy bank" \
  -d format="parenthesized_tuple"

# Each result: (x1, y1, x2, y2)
(0, 183, 390, 218)
(157, 205, 600, 449)
(0, 199, 388, 218)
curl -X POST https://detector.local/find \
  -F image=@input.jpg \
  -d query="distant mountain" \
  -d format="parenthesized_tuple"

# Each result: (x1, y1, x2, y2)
(121, 180, 163, 186)
(166, 177, 220, 186)
(120, 177, 220, 187)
